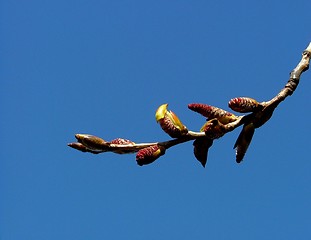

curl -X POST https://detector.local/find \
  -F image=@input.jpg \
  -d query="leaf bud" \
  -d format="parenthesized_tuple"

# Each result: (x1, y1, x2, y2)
(75, 134, 109, 150)
(68, 142, 89, 152)
(67, 142, 101, 154)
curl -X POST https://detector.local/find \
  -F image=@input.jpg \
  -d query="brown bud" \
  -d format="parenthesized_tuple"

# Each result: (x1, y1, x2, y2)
(75, 134, 109, 150)
(193, 138, 213, 167)
(188, 103, 237, 124)
(228, 97, 262, 113)
(234, 123, 255, 163)
(136, 145, 166, 166)
(67, 142, 101, 154)
(200, 119, 227, 139)
(253, 109, 274, 128)
(68, 142, 89, 152)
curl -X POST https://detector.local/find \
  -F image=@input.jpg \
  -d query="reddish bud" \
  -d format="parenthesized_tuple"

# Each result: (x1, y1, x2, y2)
(188, 103, 237, 124)
(228, 97, 261, 113)
(136, 145, 166, 166)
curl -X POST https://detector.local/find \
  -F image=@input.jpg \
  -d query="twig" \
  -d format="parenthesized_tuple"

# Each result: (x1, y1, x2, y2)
(68, 42, 310, 167)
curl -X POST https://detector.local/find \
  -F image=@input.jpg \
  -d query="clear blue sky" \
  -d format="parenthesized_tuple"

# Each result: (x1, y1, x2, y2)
(1, 0, 311, 239)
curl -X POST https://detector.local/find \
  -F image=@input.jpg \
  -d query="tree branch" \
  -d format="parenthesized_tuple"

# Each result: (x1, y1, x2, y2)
(68, 42, 311, 167)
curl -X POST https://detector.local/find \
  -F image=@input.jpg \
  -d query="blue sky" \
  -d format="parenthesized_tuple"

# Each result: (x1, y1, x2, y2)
(1, 0, 311, 239)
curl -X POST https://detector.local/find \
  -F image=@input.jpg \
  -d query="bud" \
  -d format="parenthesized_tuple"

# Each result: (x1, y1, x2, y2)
(155, 104, 188, 138)
(253, 108, 274, 128)
(67, 142, 101, 154)
(193, 138, 213, 167)
(188, 103, 237, 124)
(68, 142, 89, 152)
(200, 119, 227, 139)
(110, 138, 136, 154)
(110, 138, 135, 145)
(136, 145, 166, 166)
(75, 134, 109, 150)
(234, 123, 255, 163)
(228, 97, 262, 113)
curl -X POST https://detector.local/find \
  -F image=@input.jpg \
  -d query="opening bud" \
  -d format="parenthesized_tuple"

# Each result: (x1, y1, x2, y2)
(155, 104, 188, 138)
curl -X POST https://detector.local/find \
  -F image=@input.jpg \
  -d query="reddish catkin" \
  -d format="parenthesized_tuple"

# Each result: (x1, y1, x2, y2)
(159, 115, 186, 138)
(228, 97, 261, 113)
(136, 145, 166, 166)
(188, 103, 237, 124)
